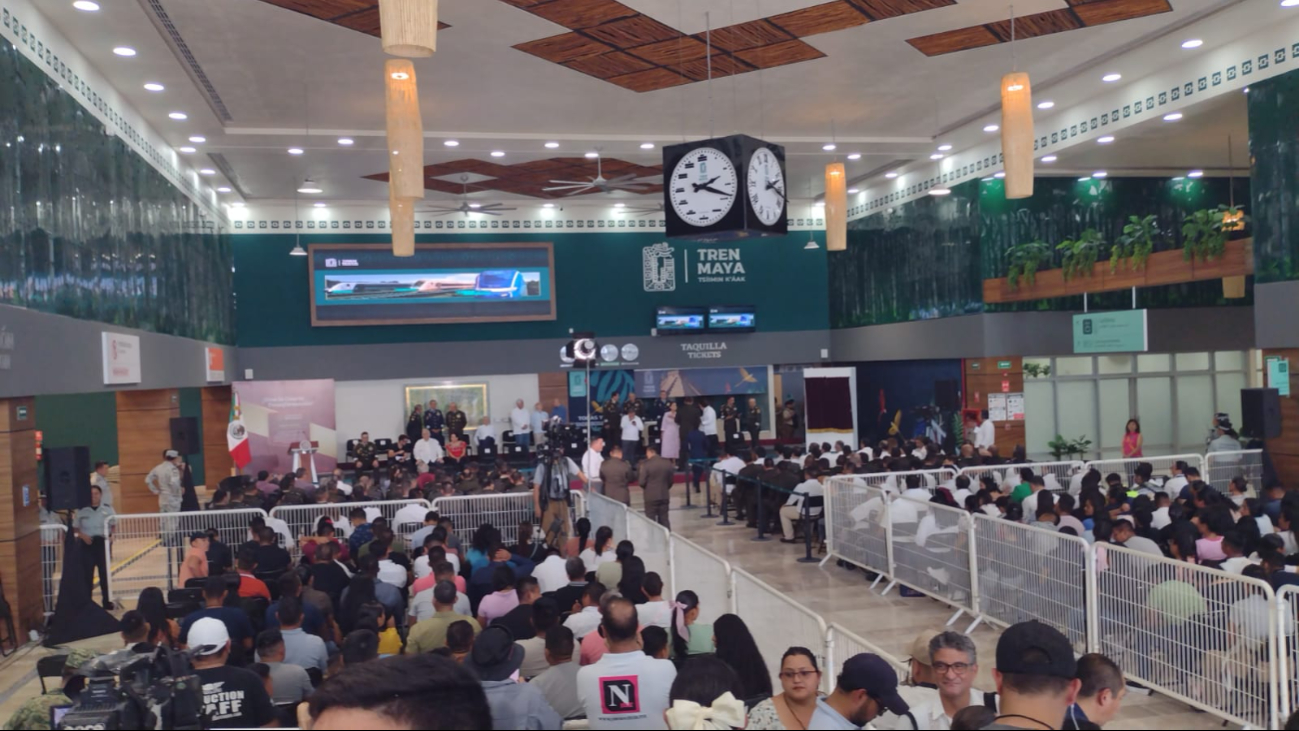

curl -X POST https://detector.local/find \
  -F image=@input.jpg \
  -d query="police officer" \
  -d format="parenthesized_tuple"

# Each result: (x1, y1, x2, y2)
(146, 450, 184, 514)
(743, 397, 763, 449)
(721, 396, 741, 453)
(424, 399, 445, 445)
(445, 402, 468, 440)
(353, 431, 379, 477)
(76, 485, 114, 608)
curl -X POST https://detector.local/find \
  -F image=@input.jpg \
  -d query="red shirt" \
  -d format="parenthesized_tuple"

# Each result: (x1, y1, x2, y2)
(447, 441, 468, 459)
(237, 572, 271, 600)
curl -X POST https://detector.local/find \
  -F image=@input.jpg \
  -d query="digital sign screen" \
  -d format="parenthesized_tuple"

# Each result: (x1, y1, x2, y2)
(656, 307, 706, 333)
(309, 243, 556, 326)
(708, 306, 756, 332)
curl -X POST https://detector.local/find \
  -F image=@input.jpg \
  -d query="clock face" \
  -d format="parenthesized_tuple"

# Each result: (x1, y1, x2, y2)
(670, 147, 738, 227)
(600, 344, 620, 362)
(747, 147, 785, 226)
(620, 344, 640, 361)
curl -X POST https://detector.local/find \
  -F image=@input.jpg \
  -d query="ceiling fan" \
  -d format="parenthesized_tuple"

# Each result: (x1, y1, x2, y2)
(544, 151, 653, 196)
(625, 202, 664, 217)
(418, 174, 518, 216)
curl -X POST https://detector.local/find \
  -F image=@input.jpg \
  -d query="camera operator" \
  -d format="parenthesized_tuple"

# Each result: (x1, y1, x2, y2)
(187, 618, 278, 728)
(532, 430, 588, 551)
(3, 649, 96, 730)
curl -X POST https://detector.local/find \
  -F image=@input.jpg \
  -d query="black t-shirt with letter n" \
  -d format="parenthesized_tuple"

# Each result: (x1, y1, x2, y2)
(195, 664, 276, 729)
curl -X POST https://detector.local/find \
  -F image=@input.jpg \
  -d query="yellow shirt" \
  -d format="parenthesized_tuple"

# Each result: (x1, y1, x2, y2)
(377, 627, 403, 656)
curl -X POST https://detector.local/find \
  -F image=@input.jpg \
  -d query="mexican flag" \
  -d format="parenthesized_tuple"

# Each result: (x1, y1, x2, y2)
(227, 392, 251, 469)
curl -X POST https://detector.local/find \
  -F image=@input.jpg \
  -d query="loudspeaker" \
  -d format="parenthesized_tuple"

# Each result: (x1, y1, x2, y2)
(935, 380, 961, 412)
(170, 417, 200, 455)
(45, 446, 91, 511)
(1241, 388, 1282, 439)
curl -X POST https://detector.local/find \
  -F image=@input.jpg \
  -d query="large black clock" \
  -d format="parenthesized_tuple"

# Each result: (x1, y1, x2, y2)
(663, 134, 788, 242)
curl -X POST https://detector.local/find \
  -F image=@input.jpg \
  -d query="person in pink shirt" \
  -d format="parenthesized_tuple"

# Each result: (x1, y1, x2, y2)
(476, 566, 519, 628)
(1194, 506, 1234, 562)
(178, 532, 209, 586)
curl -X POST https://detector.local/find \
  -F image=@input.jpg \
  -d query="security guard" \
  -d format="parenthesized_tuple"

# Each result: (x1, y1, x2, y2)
(743, 397, 763, 449)
(146, 450, 184, 514)
(445, 402, 468, 439)
(423, 399, 445, 445)
(0, 648, 98, 730)
(75, 485, 114, 608)
(721, 396, 741, 452)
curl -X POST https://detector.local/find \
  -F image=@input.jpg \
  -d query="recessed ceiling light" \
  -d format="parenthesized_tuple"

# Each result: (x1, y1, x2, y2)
(847, 153, 861, 160)
(1097, 136, 1115, 144)
(199, 168, 215, 175)
(640, 142, 655, 150)
(1102, 73, 1122, 82)
(1093, 171, 1108, 178)
(994, 172, 1006, 179)
(490, 150, 506, 158)
(1188, 170, 1205, 178)
(188, 136, 206, 143)
(847, 188, 859, 194)
(112, 47, 136, 57)
(230, 201, 245, 208)
(1037, 101, 1055, 110)
(544, 142, 560, 149)
(217, 186, 231, 193)
(444, 140, 459, 147)
(469, 203, 482, 209)
(314, 202, 326, 207)
(614, 203, 625, 208)
(1244, 87, 1250, 93)
(73, 1, 100, 10)
(168, 112, 187, 120)
(814, 201, 825, 208)
(930, 153, 944, 160)
(885, 172, 899, 179)
(983, 124, 1000, 132)
(337, 138, 354, 146)
(543, 203, 555, 208)
(1172, 176, 1185, 181)
(822, 143, 837, 151)
(1181, 39, 1203, 49)
(287, 148, 304, 155)
(178, 146, 196, 153)
(1285, 0, 1299, 7)
(585, 152, 599, 159)
(1078, 177, 1093, 182)
(1163, 113, 1183, 122)
(1041, 155, 1058, 163)
(929, 188, 951, 196)
(143, 82, 164, 92)
(937, 144, 953, 152)
(297, 179, 323, 193)
(983, 177, 994, 182)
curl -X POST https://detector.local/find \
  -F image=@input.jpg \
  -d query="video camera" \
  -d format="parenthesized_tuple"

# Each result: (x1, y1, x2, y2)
(58, 647, 205, 730)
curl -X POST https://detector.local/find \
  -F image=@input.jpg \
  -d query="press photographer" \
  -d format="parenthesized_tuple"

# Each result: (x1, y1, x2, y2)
(531, 418, 588, 551)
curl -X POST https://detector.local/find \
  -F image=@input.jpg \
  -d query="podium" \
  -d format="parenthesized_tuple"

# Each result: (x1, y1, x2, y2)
(289, 441, 320, 484)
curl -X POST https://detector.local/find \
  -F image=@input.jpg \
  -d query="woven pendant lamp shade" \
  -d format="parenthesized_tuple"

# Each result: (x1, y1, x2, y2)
(379, 0, 438, 57)
(385, 59, 425, 201)
(390, 193, 415, 258)
(1001, 72, 1034, 200)
(824, 163, 847, 252)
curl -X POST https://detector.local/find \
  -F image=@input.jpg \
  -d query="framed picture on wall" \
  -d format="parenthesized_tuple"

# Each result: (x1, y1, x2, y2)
(405, 384, 489, 428)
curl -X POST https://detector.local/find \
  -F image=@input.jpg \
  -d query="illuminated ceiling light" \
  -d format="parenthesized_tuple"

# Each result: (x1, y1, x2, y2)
(297, 178, 323, 193)
(1097, 136, 1115, 144)
(994, 172, 1006, 179)
(825, 162, 846, 251)
(389, 70, 410, 80)
(814, 201, 826, 208)
(614, 203, 625, 208)
(385, 59, 423, 202)
(73, 1, 100, 10)
(490, 150, 506, 157)
(822, 143, 837, 151)
(983, 124, 1000, 132)
(848, 188, 860, 194)
(314, 202, 327, 207)
(469, 203, 482, 208)
(1244, 87, 1250, 93)
(1001, 71, 1034, 199)
(543, 203, 555, 208)
(289, 243, 308, 256)
(1041, 155, 1058, 163)
(982, 177, 995, 182)
(930, 153, 944, 160)
(287, 148, 304, 155)
(1181, 39, 1203, 49)
(144, 82, 165, 92)
(443, 140, 459, 147)
(847, 153, 861, 160)
(640, 142, 655, 150)
(585, 151, 599, 158)
(1163, 112, 1183, 122)
(1285, 0, 1299, 7)
(217, 186, 231, 193)
(544, 142, 560, 149)
(885, 172, 899, 179)
(1037, 100, 1055, 109)
(188, 136, 206, 144)
(112, 47, 137, 57)
(379, 0, 438, 57)
(1102, 73, 1122, 82)
(1188, 170, 1205, 178)
(178, 146, 196, 153)
(1093, 171, 1108, 178)
(1078, 176, 1092, 182)
(929, 188, 952, 196)
(168, 111, 188, 120)
(1172, 176, 1186, 181)
(230, 201, 245, 208)
(199, 168, 215, 175)
(937, 144, 953, 151)
(338, 138, 354, 146)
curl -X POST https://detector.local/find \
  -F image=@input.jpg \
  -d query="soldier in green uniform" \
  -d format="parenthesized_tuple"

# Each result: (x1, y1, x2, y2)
(444, 402, 468, 439)
(2, 648, 98, 730)
(145, 450, 183, 514)
(743, 397, 763, 450)
(721, 396, 741, 453)
(455, 463, 483, 495)
(601, 393, 621, 455)
(352, 431, 379, 477)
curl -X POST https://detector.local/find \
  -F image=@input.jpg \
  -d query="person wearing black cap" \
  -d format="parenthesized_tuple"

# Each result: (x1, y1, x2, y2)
(810, 653, 911, 729)
(465, 625, 562, 730)
(983, 621, 1081, 730)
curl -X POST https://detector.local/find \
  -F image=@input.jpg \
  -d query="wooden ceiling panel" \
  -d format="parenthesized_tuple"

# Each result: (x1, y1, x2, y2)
(365, 157, 661, 198)
(605, 67, 690, 92)
(514, 32, 613, 63)
(564, 50, 655, 79)
(907, 25, 1001, 56)
(700, 19, 792, 53)
(625, 36, 711, 65)
(848, 0, 955, 21)
(496, 0, 550, 7)
(421, 179, 468, 195)
(526, 0, 639, 29)
(985, 9, 1083, 42)
(260, 0, 370, 17)
(1070, 0, 1173, 26)
(737, 39, 827, 68)
(510, 159, 573, 173)
(583, 14, 681, 47)
(678, 53, 754, 82)
(332, 6, 382, 34)
(768, 2, 869, 38)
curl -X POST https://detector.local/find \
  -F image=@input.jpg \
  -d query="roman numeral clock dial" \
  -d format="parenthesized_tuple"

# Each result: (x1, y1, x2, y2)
(747, 147, 786, 226)
(670, 147, 737, 227)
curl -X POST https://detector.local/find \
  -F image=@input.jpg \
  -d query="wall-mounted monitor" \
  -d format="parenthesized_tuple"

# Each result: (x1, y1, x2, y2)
(708, 305, 756, 332)
(656, 306, 707, 334)
(309, 243, 556, 327)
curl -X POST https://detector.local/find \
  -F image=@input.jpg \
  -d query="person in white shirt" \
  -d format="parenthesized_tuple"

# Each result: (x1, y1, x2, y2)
(1163, 461, 1190, 500)
(637, 573, 672, 629)
(511, 399, 533, 452)
(392, 503, 430, 534)
(413, 428, 444, 467)
(894, 631, 986, 731)
(472, 417, 497, 449)
(700, 401, 719, 455)
(532, 548, 569, 594)
(780, 471, 826, 543)
(577, 598, 677, 730)
(373, 542, 408, 589)
(974, 410, 996, 455)
(582, 438, 605, 494)
(531, 403, 549, 445)
(857, 440, 875, 461)
(714, 450, 746, 496)
(620, 412, 645, 465)
(563, 584, 605, 640)
(1020, 476, 1047, 524)
(1113, 519, 1163, 556)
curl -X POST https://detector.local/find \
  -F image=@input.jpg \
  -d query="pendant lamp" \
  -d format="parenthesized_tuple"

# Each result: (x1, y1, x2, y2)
(1001, 72, 1034, 199)
(385, 59, 424, 201)
(379, 0, 438, 58)
(391, 193, 415, 258)
(824, 162, 846, 252)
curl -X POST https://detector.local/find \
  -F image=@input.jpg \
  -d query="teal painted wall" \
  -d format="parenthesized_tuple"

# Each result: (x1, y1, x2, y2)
(179, 387, 203, 480)
(33, 392, 118, 491)
(1248, 67, 1299, 282)
(232, 232, 828, 348)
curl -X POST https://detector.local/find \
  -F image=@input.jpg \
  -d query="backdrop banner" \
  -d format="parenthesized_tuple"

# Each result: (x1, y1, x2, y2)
(634, 366, 768, 398)
(232, 379, 337, 476)
(568, 369, 636, 433)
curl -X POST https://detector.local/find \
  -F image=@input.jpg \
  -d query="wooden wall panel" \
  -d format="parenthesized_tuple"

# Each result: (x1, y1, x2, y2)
(538, 373, 569, 415)
(1263, 349, 1299, 488)
(116, 390, 179, 515)
(202, 387, 233, 489)
(0, 397, 34, 433)
(0, 398, 41, 639)
(963, 358, 1025, 456)
(0, 531, 43, 638)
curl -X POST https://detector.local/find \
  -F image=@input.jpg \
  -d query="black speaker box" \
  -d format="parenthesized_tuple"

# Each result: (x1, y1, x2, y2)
(45, 446, 92, 511)
(170, 416, 200, 455)
(1241, 388, 1282, 439)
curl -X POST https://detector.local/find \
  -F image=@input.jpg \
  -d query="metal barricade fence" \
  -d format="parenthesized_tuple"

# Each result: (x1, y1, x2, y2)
(730, 568, 829, 694)
(972, 513, 1093, 653)
(885, 494, 980, 629)
(40, 524, 66, 615)
(104, 509, 267, 605)
(271, 500, 430, 559)
(825, 623, 908, 695)
(856, 468, 958, 495)
(1278, 585, 1299, 721)
(586, 491, 629, 543)
(959, 461, 1084, 494)
(669, 535, 732, 626)
(822, 478, 892, 586)
(571, 490, 587, 521)
(1204, 449, 1264, 494)
(627, 510, 672, 599)
(1084, 453, 1205, 490)
(1093, 543, 1280, 728)
(429, 495, 537, 545)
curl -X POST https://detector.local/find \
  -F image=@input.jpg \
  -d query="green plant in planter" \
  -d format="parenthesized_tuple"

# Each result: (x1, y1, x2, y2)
(1005, 240, 1052, 290)
(1023, 362, 1052, 378)
(1048, 434, 1093, 460)
(1182, 207, 1232, 262)
(1115, 215, 1158, 272)
(1058, 229, 1104, 280)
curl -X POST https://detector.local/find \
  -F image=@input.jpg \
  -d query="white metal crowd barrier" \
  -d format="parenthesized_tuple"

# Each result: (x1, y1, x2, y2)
(586, 491, 629, 544)
(270, 500, 430, 559)
(972, 513, 1094, 653)
(669, 536, 730, 626)
(886, 494, 980, 630)
(1093, 543, 1280, 729)
(731, 568, 829, 694)
(40, 524, 66, 615)
(855, 468, 958, 495)
(959, 461, 1084, 495)
(1204, 449, 1265, 494)
(627, 509, 672, 599)
(429, 494, 537, 546)
(1084, 453, 1206, 489)
(104, 508, 266, 604)
(823, 479, 892, 586)
(1279, 585, 1299, 721)
(825, 623, 908, 695)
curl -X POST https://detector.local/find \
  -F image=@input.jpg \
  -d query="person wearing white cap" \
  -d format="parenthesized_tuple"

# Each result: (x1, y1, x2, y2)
(146, 450, 184, 515)
(187, 617, 277, 729)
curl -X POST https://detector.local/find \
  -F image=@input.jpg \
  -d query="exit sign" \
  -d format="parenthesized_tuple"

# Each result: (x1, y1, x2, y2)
(997, 360, 1012, 370)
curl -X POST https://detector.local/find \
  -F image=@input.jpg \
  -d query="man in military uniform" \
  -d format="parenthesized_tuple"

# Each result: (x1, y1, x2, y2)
(721, 396, 742, 453)
(647, 388, 670, 426)
(743, 397, 763, 449)
(778, 399, 798, 441)
(623, 393, 644, 418)
(599, 444, 634, 506)
(76, 485, 114, 608)
(1, 648, 98, 730)
(423, 399, 445, 445)
(601, 392, 621, 455)
(146, 450, 184, 515)
(445, 402, 468, 439)
(353, 431, 379, 478)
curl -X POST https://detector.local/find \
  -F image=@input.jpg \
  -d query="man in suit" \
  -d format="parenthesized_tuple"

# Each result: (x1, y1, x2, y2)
(599, 444, 634, 506)
(677, 397, 703, 469)
(637, 446, 676, 530)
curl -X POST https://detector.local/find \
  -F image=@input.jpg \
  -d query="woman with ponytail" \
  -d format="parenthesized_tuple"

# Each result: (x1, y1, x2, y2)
(670, 590, 715, 663)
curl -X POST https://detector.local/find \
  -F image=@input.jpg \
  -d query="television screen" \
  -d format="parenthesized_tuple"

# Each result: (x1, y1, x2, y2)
(656, 307, 706, 333)
(309, 243, 555, 327)
(708, 306, 756, 332)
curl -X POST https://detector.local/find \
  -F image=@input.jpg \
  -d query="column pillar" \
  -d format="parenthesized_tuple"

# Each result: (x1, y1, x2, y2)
(201, 386, 233, 487)
(115, 390, 179, 514)
(0, 398, 45, 639)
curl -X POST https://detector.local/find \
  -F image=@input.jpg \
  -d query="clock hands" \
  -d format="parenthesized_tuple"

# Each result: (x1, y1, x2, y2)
(691, 176, 721, 193)
(699, 184, 732, 197)
(765, 180, 787, 202)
